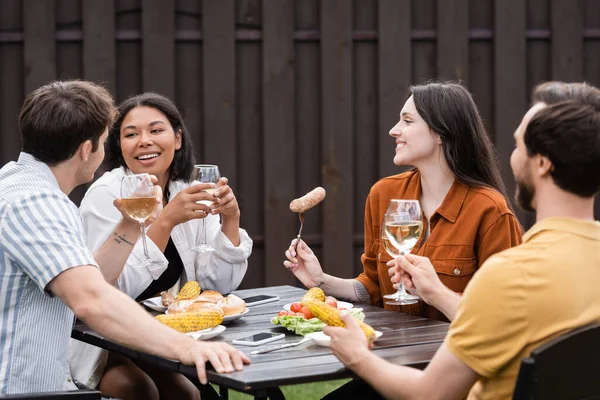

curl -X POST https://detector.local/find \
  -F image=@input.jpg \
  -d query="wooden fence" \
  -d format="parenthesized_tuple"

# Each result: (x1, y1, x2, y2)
(0, 0, 599, 288)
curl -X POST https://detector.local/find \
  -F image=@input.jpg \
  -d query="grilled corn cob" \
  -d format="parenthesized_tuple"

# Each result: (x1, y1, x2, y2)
(156, 310, 223, 333)
(302, 287, 326, 302)
(176, 281, 201, 301)
(301, 298, 376, 343)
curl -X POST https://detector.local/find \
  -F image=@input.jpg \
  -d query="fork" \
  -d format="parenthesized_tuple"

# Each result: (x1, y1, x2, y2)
(250, 337, 313, 355)
(293, 213, 305, 254)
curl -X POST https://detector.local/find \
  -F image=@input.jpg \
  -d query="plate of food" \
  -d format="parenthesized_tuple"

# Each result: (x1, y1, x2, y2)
(186, 324, 226, 340)
(141, 296, 167, 313)
(283, 298, 353, 312)
(305, 330, 382, 347)
(272, 288, 367, 336)
(162, 284, 249, 325)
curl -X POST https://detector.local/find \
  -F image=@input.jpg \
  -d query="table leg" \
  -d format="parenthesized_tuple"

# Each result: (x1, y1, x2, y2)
(219, 385, 229, 400)
(266, 387, 286, 400)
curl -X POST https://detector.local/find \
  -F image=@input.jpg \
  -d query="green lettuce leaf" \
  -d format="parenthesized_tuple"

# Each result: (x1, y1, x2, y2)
(271, 308, 365, 336)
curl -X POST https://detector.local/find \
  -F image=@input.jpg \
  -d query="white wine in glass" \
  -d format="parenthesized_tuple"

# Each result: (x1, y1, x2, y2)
(382, 199, 422, 306)
(120, 173, 156, 268)
(191, 164, 221, 252)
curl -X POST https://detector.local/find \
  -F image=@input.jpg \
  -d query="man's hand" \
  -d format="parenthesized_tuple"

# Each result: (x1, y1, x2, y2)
(177, 340, 251, 385)
(323, 313, 371, 370)
(210, 177, 241, 218)
(284, 239, 325, 288)
(387, 254, 443, 304)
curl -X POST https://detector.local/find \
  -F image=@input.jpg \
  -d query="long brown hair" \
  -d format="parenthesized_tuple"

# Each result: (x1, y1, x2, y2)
(410, 82, 511, 203)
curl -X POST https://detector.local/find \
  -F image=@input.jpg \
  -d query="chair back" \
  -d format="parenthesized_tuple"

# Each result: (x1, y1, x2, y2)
(513, 324, 600, 400)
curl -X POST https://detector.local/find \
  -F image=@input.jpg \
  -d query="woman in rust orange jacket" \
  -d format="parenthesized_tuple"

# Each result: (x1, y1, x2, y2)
(284, 82, 523, 322)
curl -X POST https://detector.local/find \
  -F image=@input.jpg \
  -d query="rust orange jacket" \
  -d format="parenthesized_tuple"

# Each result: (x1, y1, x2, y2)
(356, 170, 523, 321)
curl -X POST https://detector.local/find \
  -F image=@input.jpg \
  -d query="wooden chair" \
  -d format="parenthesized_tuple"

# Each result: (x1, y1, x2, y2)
(0, 390, 101, 399)
(513, 324, 600, 400)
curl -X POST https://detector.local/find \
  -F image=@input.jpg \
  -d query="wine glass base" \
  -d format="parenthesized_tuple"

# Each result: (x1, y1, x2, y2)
(385, 299, 419, 306)
(191, 244, 216, 253)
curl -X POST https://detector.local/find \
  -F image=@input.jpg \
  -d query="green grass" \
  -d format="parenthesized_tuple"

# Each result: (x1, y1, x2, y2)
(212, 379, 350, 400)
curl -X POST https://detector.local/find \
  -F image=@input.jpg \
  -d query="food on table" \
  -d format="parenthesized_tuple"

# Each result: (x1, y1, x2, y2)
(164, 285, 247, 317)
(302, 287, 326, 302)
(289, 187, 326, 213)
(272, 289, 366, 336)
(197, 290, 225, 303)
(160, 291, 175, 306)
(301, 298, 376, 344)
(217, 294, 247, 316)
(175, 281, 201, 301)
(156, 308, 223, 333)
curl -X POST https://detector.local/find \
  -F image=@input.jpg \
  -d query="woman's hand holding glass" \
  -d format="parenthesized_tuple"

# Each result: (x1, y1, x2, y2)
(210, 177, 241, 218)
(284, 239, 325, 288)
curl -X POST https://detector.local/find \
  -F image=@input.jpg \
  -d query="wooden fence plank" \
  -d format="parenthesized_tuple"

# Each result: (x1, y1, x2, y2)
(23, 0, 55, 94)
(354, 0, 377, 276)
(551, 0, 583, 81)
(202, 0, 237, 186)
(378, 0, 411, 180)
(295, 0, 322, 265)
(321, 0, 354, 278)
(83, 0, 116, 94)
(495, 0, 529, 227)
(437, 0, 469, 84)
(237, 41, 264, 289)
(142, 0, 174, 98)
(0, 0, 23, 163)
(262, 0, 296, 286)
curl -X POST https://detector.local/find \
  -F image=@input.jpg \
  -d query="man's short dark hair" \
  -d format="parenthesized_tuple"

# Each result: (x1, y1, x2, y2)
(532, 81, 600, 107)
(19, 80, 116, 165)
(525, 100, 600, 197)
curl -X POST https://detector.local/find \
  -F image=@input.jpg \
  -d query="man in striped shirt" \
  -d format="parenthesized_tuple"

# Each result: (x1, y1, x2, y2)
(0, 80, 250, 395)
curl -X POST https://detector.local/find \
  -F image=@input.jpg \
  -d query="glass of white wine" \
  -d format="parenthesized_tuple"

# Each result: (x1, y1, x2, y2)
(120, 173, 157, 268)
(382, 199, 423, 306)
(191, 164, 221, 252)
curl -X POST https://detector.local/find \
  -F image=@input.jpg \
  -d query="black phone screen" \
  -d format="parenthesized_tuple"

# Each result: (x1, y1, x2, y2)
(241, 295, 276, 303)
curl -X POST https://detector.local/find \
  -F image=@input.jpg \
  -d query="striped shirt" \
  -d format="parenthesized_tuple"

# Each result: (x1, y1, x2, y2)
(0, 153, 98, 395)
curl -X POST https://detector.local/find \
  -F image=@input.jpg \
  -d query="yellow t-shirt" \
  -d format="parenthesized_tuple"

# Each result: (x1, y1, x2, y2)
(446, 217, 600, 400)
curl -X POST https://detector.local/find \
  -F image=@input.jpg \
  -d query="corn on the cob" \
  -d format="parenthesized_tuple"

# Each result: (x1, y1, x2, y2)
(176, 281, 201, 301)
(302, 287, 326, 302)
(301, 298, 376, 343)
(156, 310, 223, 333)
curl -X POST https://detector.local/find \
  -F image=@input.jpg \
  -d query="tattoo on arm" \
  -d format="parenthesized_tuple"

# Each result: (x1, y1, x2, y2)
(112, 231, 135, 246)
(352, 280, 371, 303)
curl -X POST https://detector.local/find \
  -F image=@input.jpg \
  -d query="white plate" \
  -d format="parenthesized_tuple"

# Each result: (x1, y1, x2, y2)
(223, 308, 250, 323)
(305, 330, 383, 347)
(283, 301, 353, 312)
(141, 296, 167, 312)
(186, 325, 226, 340)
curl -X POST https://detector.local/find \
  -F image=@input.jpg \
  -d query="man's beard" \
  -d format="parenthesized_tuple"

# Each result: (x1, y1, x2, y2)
(515, 179, 535, 212)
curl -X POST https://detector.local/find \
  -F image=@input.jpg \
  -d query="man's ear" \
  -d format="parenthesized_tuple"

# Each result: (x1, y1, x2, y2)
(175, 129, 182, 150)
(79, 140, 93, 162)
(536, 154, 553, 177)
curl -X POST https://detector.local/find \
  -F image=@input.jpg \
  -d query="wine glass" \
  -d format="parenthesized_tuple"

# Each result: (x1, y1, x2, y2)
(120, 173, 157, 268)
(190, 164, 221, 252)
(382, 200, 422, 306)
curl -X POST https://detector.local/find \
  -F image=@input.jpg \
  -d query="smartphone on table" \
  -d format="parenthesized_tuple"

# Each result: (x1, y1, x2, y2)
(232, 332, 285, 347)
(241, 294, 280, 307)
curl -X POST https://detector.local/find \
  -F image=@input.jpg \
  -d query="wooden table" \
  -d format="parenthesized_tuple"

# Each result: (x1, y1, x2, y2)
(72, 285, 448, 399)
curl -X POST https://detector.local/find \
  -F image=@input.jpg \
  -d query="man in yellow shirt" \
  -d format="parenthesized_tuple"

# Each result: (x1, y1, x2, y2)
(322, 81, 600, 400)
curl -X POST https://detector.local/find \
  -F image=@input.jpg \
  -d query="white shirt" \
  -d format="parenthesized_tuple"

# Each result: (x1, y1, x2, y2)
(0, 153, 98, 394)
(69, 167, 252, 387)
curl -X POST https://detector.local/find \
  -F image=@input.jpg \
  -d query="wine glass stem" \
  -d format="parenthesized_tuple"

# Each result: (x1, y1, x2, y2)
(140, 221, 150, 259)
(202, 218, 207, 245)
